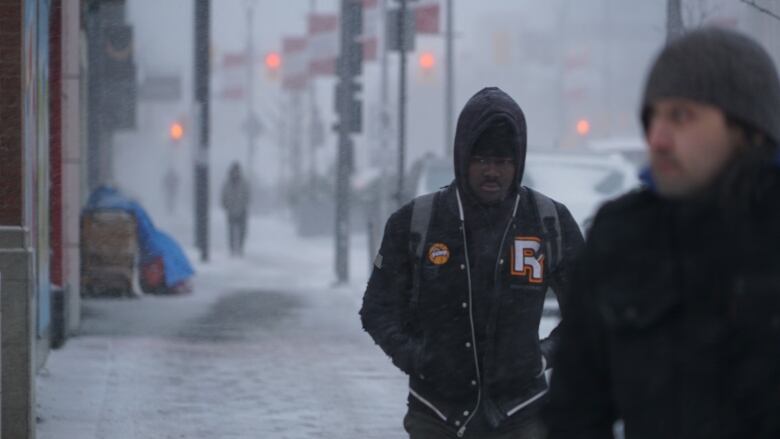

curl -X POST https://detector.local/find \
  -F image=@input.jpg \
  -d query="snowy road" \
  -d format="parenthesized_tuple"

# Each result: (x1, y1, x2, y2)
(37, 212, 559, 438)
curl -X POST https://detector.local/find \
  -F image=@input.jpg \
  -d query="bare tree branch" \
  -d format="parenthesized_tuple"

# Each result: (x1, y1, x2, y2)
(740, 0, 780, 22)
(684, 0, 721, 28)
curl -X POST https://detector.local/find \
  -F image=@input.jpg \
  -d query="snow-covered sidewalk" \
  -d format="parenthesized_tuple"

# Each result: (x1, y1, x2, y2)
(37, 213, 408, 439)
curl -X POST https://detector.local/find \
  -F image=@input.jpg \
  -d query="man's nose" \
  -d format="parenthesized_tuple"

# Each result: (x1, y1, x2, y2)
(483, 164, 500, 176)
(647, 117, 673, 153)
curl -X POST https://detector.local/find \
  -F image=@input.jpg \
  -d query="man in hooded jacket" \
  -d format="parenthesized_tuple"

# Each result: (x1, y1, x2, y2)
(361, 87, 584, 438)
(544, 27, 780, 439)
(221, 162, 250, 256)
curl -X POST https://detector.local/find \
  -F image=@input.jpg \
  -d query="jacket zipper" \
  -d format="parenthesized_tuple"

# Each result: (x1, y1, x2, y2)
(494, 194, 522, 284)
(454, 192, 520, 438)
(455, 189, 482, 437)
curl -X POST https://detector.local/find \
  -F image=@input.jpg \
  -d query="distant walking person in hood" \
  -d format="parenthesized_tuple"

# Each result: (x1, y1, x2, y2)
(221, 162, 250, 257)
(361, 87, 584, 438)
(544, 27, 780, 439)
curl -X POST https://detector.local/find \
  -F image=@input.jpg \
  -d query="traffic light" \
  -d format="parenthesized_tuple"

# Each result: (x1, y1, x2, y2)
(338, 0, 363, 77)
(419, 52, 435, 70)
(419, 52, 435, 78)
(334, 0, 363, 135)
(335, 79, 363, 133)
(576, 119, 591, 136)
(265, 51, 281, 70)
(170, 121, 184, 142)
(265, 51, 281, 80)
(100, 24, 137, 130)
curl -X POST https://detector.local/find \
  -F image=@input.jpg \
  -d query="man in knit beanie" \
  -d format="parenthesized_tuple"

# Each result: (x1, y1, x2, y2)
(543, 27, 780, 439)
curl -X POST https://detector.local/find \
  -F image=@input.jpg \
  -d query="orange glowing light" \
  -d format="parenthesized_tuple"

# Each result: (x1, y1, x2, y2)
(170, 122, 184, 141)
(576, 119, 591, 136)
(419, 52, 435, 70)
(265, 52, 281, 70)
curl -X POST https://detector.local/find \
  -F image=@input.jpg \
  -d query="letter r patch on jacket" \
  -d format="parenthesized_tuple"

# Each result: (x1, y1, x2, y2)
(511, 237, 544, 283)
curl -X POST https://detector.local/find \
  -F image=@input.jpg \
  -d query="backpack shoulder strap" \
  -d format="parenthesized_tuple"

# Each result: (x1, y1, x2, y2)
(527, 188, 562, 273)
(409, 191, 438, 307)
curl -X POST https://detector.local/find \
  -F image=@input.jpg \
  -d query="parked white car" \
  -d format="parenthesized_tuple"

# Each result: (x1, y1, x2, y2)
(407, 151, 641, 234)
(414, 157, 453, 197)
(523, 151, 642, 233)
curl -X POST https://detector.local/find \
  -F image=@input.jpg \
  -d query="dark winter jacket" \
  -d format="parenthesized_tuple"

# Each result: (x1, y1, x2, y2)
(221, 174, 250, 219)
(360, 88, 584, 435)
(544, 157, 780, 439)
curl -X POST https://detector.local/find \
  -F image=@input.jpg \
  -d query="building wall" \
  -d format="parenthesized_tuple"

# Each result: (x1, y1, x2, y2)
(0, 4, 24, 436)
(0, 0, 57, 436)
(0, 1, 25, 225)
(61, 0, 82, 335)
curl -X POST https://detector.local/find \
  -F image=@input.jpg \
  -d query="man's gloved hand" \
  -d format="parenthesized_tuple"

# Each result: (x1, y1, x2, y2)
(391, 338, 424, 376)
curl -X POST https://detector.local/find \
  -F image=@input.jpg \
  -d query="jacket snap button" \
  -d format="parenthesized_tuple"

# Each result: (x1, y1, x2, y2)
(499, 259, 504, 265)
(462, 302, 468, 308)
(463, 410, 470, 416)
(460, 264, 465, 270)
(471, 380, 477, 386)
(465, 342, 471, 348)
(455, 420, 461, 427)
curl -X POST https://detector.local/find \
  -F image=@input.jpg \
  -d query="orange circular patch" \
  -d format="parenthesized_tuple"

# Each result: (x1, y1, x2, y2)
(428, 243, 451, 265)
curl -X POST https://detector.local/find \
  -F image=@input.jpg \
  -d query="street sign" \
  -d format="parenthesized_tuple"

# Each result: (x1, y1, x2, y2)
(138, 75, 181, 101)
(385, 7, 416, 52)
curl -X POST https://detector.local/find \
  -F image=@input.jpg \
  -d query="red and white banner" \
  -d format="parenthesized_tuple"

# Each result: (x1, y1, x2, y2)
(414, 1, 440, 35)
(307, 13, 339, 76)
(219, 53, 247, 100)
(282, 36, 309, 91)
(361, 0, 379, 62)
(563, 45, 594, 101)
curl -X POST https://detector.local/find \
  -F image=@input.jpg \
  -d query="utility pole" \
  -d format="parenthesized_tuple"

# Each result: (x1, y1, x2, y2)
(290, 91, 304, 184)
(369, 0, 390, 265)
(334, 0, 363, 283)
(396, 0, 409, 207)
(194, 0, 211, 262)
(245, 1, 258, 192)
(380, 0, 390, 155)
(308, 0, 319, 189)
(444, 0, 454, 158)
(666, 0, 684, 42)
(308, 92, 320, 188)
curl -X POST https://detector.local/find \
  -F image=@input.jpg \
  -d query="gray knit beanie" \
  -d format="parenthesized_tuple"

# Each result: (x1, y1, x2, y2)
(641, 27, 780, 145)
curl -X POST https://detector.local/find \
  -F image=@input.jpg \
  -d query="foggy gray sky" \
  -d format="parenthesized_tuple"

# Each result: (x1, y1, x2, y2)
(117, 0, 780, 216)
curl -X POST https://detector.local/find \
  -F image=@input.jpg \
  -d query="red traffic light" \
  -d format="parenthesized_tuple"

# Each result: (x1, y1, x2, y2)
(170, 122, 184, 141)
(576, 119, 591, 136)
(265, 52, 281, 70)
(419, 52, 435, 70)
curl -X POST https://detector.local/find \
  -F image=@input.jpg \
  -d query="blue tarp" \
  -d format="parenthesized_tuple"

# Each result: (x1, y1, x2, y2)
(84, 186, 195, 288)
